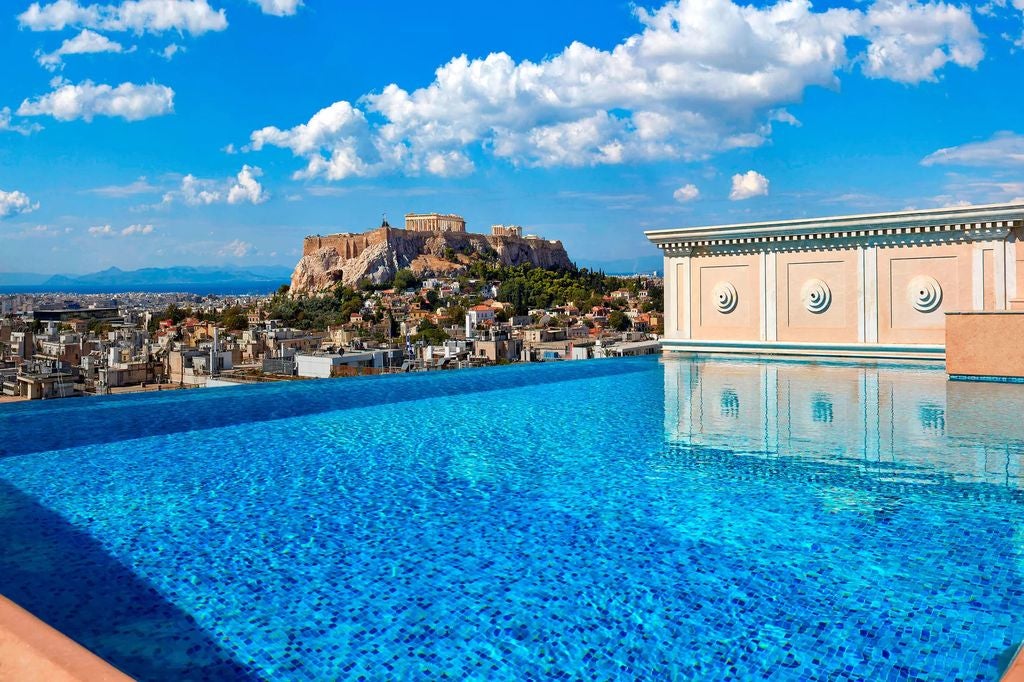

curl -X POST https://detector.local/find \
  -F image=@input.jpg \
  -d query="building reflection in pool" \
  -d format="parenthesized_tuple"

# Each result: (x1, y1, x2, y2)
(663, 356, 1024, 489)
(719, 388, 740, 419)
(811, 393, 834, 424)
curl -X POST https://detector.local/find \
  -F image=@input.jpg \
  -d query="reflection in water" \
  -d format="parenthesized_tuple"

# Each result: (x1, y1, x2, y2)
(918, 403, 945, 432)
(719, 388, 739, 418)
(663, 356, 1024, 489)
(811, 393, 834, 424)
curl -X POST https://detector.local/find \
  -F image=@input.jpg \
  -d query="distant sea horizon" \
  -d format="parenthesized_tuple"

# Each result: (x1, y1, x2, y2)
(0, 281, 288, 296)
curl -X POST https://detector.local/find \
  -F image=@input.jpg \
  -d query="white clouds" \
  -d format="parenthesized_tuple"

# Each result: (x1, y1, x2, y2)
(769, 109, 802, 127)
(159, 43, 183, 60)
(250, 0, 302, 16)
(859, 1, 982, 83)
(89, 222, 155, 236)
(424, 150, 474, 177)
(174, 174, 222, 205)
(0, 190, 39, 218)
(490, 112, 630, 169)
(18, 0, 228, 36)
(921, 131, 1024, 166)
(0, 107, 43, 135)
(36, 29, 126, 70)
(17, 79, 174, 122)
(930, 175, 1024, 206)
(218, 239, 253, 257)
(17, 0, 100, 31)
(162, 166, 268, 206)
(248, 0, 983, 181)
(9, 224, 70, 240)
(120, 223, 153, 235)
(227, 165, 268, 205)
(922, 131, 1024, 208)
(249, 100, 372, 180)
(87, 176, 158, 197)
(673, 183, 700, 203)
(729, 170, 770, 200)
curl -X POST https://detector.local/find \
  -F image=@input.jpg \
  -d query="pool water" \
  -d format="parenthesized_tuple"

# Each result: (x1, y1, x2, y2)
(1, 356, 1022, 680)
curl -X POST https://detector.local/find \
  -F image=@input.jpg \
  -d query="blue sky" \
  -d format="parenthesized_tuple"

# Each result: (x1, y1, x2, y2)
(1, 0, 1022, 274)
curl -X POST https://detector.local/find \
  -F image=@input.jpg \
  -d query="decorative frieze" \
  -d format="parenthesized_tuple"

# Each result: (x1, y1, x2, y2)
(649, 205, 1023, 257)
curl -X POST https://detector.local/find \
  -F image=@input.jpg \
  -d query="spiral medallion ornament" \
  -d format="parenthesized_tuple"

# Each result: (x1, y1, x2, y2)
(713, 282, 738, 314)
(801, 279, 831, 314)
(908, 275, 942, 313)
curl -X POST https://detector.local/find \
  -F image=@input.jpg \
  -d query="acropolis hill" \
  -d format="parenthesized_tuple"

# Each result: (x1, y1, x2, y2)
(289, 213, 574, 294)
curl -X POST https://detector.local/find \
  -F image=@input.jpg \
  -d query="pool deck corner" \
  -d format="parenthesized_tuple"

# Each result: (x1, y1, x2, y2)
(946, 311, 1024, 382)
(0, 595, 132, 682)
(1004, 643, 1024, 682)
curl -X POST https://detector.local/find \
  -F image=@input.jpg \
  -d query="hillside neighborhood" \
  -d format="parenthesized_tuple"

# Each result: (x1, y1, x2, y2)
(0, 265, 662, 401)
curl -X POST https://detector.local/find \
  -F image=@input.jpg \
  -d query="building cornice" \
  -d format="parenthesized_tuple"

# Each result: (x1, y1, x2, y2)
(645, 202, 1024, 256)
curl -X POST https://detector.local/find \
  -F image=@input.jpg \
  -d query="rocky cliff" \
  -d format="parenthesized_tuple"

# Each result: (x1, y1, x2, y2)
(290, 227, 574, 294)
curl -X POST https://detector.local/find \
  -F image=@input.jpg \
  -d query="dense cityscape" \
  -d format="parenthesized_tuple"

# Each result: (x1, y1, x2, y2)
(0, 220, 663, 401)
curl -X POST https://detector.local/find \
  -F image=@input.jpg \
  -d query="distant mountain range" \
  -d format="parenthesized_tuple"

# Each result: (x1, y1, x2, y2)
(42, 266, 292, 286)
(0, 257, 661, 291)
(0, 265, 293, 293)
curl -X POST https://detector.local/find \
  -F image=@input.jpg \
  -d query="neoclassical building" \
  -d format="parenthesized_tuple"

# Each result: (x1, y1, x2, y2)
(645, 202, 1024, 359)
(404, 213, 466, 233)
(491, 224, 523, 237)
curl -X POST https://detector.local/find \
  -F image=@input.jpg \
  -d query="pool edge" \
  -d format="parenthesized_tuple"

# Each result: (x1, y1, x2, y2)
(0, 595, 132, 682)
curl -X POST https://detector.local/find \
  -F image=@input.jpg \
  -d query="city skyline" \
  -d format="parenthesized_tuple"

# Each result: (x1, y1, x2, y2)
(2, 0, 1023, 274)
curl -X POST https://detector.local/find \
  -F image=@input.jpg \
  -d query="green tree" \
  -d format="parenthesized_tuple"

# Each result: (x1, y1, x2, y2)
(648, 284, 664, 312)
(220, 305, 248, 331)
(87, 319, 112, 335)
(440, 304, 466, 327)
(497, 279, 530, 316)
(413, 320, 449, 345)
(160, 303, 188, 324)
(393, 269, 419, 291)
(263, 284, 368, 331)
(608, 310, 631, 331)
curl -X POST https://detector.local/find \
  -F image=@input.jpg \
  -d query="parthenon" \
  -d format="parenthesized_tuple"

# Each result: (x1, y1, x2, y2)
(405, 213, 466, 233)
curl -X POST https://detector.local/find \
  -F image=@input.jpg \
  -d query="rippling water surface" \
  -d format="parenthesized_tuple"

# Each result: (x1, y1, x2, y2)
(1, 356, 1022, 680)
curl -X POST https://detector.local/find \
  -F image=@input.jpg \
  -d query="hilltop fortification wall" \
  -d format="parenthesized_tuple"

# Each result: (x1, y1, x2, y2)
(302, 230, 388, 259)
(291, 227, 573, 294)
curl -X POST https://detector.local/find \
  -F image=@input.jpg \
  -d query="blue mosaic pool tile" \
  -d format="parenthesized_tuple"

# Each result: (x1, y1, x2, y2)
(0, 356, 1022, 680)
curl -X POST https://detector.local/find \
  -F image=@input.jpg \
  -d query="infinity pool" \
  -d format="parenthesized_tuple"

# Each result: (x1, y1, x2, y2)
(1, 356, 1022, 680)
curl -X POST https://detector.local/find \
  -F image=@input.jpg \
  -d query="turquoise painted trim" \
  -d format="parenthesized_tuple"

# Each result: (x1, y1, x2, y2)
(658, 338, 945, 360)
(949, 374, 1024, 384)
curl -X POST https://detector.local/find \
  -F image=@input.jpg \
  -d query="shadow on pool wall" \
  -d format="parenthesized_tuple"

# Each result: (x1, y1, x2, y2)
(0, 479, 261, 680)
(662, 356, 1024, 489)
(0, 357, 655, 458)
